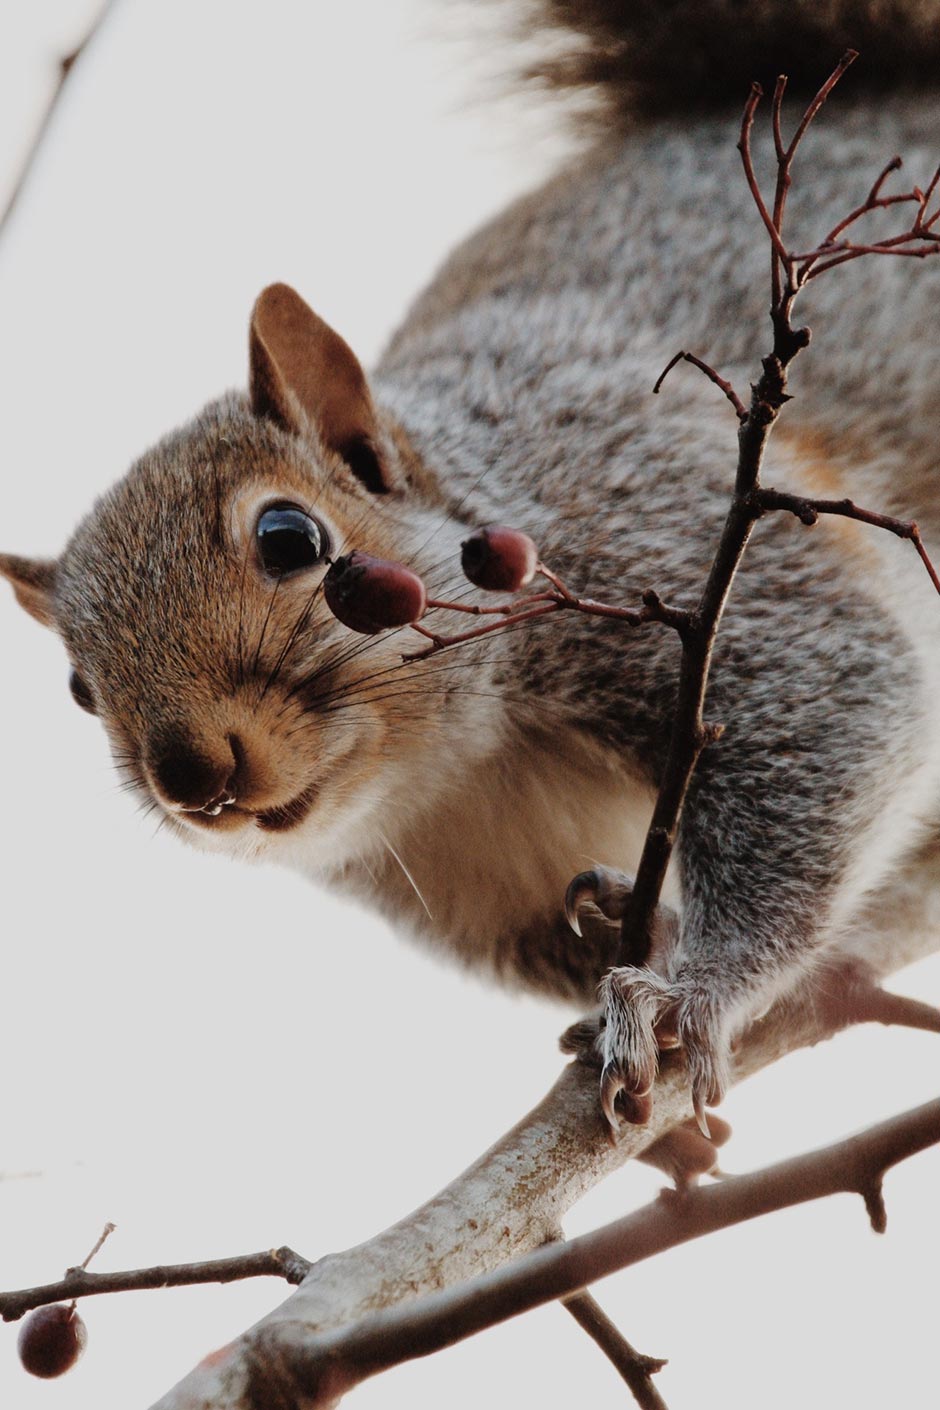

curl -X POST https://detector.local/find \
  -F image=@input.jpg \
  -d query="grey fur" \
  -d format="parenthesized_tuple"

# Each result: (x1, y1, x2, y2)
(3, 14, 940, 1122)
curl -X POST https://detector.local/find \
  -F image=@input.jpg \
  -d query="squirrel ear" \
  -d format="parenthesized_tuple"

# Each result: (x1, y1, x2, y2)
(0, 554, 58, 628)
(249, 283, 390, 494)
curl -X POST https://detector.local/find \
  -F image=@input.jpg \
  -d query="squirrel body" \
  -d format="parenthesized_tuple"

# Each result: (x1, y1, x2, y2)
(3, 13, 940, 1118)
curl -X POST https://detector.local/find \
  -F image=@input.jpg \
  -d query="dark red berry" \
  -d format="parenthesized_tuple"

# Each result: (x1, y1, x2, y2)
(18, 1304, 87, 1379)
(460, 525, 539, 592)
(324, 551, 427, 635)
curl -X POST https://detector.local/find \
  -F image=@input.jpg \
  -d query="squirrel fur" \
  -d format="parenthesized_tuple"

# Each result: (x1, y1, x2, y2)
(3, 6, 940, 1122)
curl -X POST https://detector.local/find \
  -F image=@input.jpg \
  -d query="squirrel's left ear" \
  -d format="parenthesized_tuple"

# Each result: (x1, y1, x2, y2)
(249, 283, 391, 494)
(0, 554, 58, 628)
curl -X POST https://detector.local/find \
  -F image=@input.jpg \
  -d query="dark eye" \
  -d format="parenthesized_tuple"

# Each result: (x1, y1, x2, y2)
(69, 670, 96, 715)
(256, 504, 329, 578)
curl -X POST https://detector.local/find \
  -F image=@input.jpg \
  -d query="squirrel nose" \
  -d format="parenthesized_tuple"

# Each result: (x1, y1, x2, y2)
(148, 733, 240, 813)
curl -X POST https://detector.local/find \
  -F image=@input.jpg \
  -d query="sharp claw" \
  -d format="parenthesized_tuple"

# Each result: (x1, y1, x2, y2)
(692, 1088, 711, 1140)
(564, 865, 634, 936)
(601, 1066, 655, 1129)
(600, 1064, 626, 1130)
(564, 870, 603, 936)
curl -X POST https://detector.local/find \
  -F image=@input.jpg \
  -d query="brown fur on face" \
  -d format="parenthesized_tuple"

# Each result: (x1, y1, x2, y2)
(45, 391, 479, 855)
(0, 291, 492, 864)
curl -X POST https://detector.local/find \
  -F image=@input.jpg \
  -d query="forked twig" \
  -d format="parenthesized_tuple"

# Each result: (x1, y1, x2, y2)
(618, 54, 940, 975)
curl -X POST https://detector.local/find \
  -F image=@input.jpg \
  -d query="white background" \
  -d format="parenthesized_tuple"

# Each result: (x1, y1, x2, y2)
(0, 3, 937, 1407)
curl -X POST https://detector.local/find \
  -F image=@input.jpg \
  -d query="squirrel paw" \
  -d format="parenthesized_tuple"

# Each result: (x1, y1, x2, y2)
(599, 967, 731, 1135)
(564, 867, 679, 975)
(565, 865, 635, 934)
(559, 1015, 732, 1184)
(641, 1112, 733, 1187)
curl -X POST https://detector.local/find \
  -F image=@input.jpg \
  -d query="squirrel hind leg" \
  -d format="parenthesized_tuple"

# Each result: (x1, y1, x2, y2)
(640, 1113, 734, 1188)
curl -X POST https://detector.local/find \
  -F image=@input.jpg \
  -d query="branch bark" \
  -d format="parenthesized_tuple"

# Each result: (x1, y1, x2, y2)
(247, 1096, 940, 1406)
(147, 847, 940, 1410)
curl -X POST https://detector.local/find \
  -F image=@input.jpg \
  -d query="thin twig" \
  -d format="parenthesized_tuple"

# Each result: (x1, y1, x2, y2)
(562, 1290, 669, 1410)
(0, 0, 118, 240)
(757, 489, 940, 596)
(737, 83, 791, 267)
(783, 49, 858, 163)
(403, 569, 690, 661)
(617, 52, 938, 993)
(0, 1247, 313, 1323)
(77, 1221, 117, 1273)
(653, 351, 748, 421)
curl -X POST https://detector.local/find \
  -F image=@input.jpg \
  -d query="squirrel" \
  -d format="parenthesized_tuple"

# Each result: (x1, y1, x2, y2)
(3, 1, 940, 1133)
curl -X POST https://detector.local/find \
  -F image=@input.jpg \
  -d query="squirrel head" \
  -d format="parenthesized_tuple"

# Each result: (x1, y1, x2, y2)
(0, 284, 483, 869)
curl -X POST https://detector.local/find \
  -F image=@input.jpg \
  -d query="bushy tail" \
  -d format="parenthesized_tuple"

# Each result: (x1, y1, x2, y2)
(510, 0, 940, 121)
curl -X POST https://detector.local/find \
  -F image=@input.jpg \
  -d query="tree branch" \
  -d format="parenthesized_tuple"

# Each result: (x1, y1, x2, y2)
(145, 867, 940, 1410)
(0, 1248, 312, 1324)
(252, 1096, 940, 1405)
(562, 1291, 669, 1410)
(0, 0, 118, 240)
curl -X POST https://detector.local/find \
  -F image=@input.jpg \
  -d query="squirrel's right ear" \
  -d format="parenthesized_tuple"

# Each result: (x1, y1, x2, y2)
(249, 283, 391, 494)
(0, 554, 58, 628)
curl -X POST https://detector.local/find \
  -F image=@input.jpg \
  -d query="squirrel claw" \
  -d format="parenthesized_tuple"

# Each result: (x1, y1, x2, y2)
(600, 1063, 625, 1128)
(691, 1087, 711, 1139)
(564, 865, 634, 937)
(600, 1062, 653, 1130)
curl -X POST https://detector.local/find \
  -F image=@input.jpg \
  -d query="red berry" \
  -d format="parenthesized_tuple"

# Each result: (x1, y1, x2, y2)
(460, 525, 538, 592)
(324, 551, 427, 634)
(18, 1304, 87, 1379)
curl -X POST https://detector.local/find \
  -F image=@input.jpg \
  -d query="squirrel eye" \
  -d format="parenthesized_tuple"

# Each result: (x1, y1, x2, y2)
(256, 504, 328, 577)
(69, 670, 96, 715)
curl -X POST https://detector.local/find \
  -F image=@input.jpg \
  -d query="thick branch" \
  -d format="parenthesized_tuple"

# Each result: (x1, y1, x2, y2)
(147, 875, 940, 1410)
(257, 1096, 940, 1404)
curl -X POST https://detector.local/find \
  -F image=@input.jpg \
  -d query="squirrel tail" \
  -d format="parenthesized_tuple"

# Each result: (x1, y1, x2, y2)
(510, 0, 940, 121)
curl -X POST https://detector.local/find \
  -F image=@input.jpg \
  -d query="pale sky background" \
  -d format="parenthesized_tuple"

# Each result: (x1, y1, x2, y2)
(0, 3, 937, 1408)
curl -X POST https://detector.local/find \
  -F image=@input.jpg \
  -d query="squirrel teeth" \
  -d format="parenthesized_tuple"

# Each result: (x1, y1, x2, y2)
(194, 790, 237, 818)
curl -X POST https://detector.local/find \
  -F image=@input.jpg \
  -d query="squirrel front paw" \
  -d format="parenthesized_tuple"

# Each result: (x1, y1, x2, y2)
(559, 1009, 733, 1184)
(598, 967, 731, 1135)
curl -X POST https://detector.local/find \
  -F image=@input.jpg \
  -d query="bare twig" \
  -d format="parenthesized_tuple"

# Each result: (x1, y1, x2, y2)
(652, 351, 748, 421)
(0, 0, 118, 240)
(618, 54, 939, 979)
(562, 1290, 669, 1410)
(403, 567, 690, 661)
(77, 1221, 116, 1273)
(0, 1247, 312, 1324)
(755, 489, 940, 595)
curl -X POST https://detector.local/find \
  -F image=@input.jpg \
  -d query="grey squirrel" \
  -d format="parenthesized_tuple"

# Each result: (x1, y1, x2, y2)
(3, 2, 940, 1131)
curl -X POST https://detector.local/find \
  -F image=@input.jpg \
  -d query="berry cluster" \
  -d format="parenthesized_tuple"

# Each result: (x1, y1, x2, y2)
(322, 525, 539, 638)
